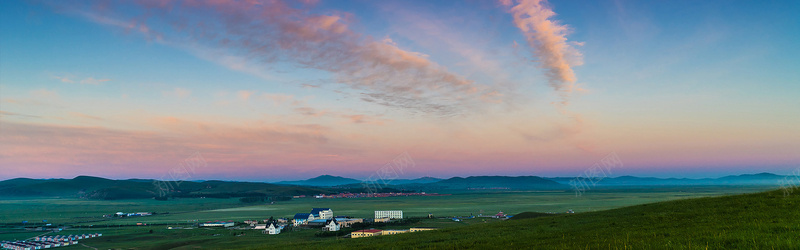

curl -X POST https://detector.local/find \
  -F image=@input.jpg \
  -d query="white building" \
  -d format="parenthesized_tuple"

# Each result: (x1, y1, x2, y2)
(311, 208, 333, 220)
(323, 219, 340, 232)
(293, 213, 315, 226)
(264, 222, 283, 235)
(200, 221, 234, 227)
(375, 210, 403, 219)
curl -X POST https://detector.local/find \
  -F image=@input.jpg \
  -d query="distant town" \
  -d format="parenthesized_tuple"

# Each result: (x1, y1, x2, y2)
(302, 192, 449, 199)
(193, 208, 453, 238)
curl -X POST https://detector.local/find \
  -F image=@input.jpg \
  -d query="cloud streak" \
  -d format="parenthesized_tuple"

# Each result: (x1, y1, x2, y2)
(51, 74, 111, 85)
(502, 0, 583, 99)
(53, 0, 497, 116)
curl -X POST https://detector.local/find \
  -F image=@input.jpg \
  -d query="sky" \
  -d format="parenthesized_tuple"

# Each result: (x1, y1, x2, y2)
(1, 0, 798, 181)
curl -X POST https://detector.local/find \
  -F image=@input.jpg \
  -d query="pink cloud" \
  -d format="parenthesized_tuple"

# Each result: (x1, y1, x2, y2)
(79, 77, 111, 85)
(343, 114, 388, 125)
(52, 75, 75, 83)
(52, 0, 496, 116)
(502, 0, 583, 97)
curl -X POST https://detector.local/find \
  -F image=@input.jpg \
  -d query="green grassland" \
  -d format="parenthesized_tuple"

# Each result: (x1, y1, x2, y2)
(7, 218, 499, 249)
(302, 188, 800, 249)
(0, 198, 244, 226)
(1, 186, 767, 227)
(0, 186, 777, 249)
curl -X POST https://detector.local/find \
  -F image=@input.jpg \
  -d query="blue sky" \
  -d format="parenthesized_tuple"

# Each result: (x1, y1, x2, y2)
(1, 0, 798, 181)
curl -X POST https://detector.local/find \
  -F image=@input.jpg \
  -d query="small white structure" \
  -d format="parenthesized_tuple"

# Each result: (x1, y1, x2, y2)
(200, 221, 234, 227)
(323, 219, 340, 232)
(375, 210, 403, 219)
(264, 222, 283, 235)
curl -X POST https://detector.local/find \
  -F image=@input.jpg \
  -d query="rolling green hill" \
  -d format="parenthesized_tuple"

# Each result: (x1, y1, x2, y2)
(274, 188, 798, 249)
(0, 176, 331, 200)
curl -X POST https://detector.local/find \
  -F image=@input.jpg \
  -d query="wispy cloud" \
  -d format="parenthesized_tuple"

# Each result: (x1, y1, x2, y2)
(80, 77, 111, 85)
(51, 74, 111, 85)
(0, 111, 41, 119)
(501, 0, 583, 104)
(52, 75, 75, 83)
(343, 114, 389, 125)
(50, 0, 498, 116)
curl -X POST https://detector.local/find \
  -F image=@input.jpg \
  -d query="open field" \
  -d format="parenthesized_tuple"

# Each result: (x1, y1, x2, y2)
(2, 217, 499, 249)
(0, 198, 245, 226)
(0, 186, 776, 248)
(1, 186, 772, 227)
(295, 188, 800, 249)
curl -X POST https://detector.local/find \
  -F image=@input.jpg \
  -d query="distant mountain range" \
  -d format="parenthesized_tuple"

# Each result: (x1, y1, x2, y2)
(0, 173, 785, 200)
(272, 173, 786, 189)
(274, 175, 443, 187)
(0, 176, 329, 200)
(545, 172, 787, 187)
(421, 176, 567, 190)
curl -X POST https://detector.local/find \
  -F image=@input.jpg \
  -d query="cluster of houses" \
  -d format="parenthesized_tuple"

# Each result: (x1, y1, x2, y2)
(1, 233, 101, 250)
(230, 208, 411, 236)
(191, 208, 443, 239)
(312, 192, 443, 199)
(475, 211, 512, 219)
(351, 228, 437, 238)
(104, 212, 152, 218)
(243, 219, 285, 235)
(292, 208, 343, 232)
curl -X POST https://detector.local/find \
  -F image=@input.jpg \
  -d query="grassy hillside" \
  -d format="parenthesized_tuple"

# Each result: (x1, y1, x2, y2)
(0, 176, 330, 200)
(3, 187, 777, 248)
(274, 188, 798, 249)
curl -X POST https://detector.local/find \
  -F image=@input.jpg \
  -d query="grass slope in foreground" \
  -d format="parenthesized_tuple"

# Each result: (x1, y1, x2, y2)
(287, 189, 798, 249)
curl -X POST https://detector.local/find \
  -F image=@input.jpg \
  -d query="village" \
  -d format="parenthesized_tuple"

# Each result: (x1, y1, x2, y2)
(190, 208, 473, 238)
(305, 192, 449, 199)
(0, 208, 516, 250)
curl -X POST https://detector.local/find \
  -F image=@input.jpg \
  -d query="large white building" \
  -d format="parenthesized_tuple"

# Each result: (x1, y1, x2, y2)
(375, 210, 403, 219)
(311, 208, 333, 220)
